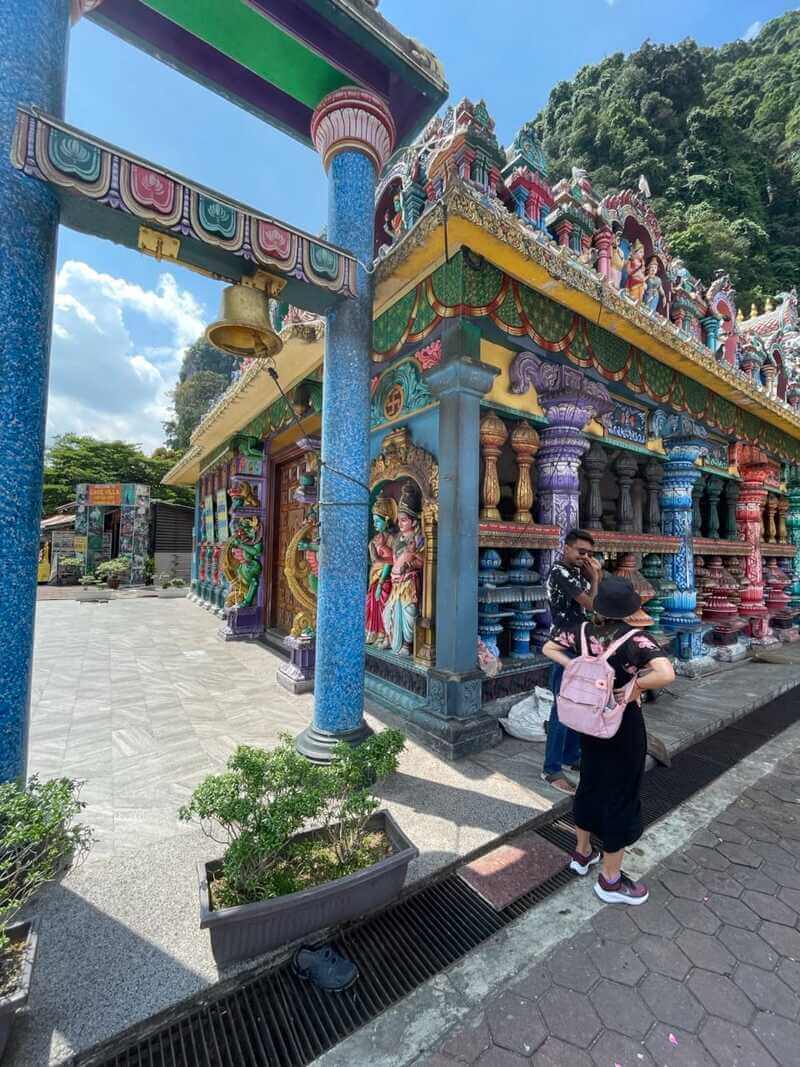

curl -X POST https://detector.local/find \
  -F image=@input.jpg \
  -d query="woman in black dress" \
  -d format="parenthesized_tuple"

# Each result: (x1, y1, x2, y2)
(542, 576, 675, 905)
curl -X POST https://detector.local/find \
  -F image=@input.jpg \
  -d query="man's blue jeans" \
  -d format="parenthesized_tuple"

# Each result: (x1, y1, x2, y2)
(543, 662, 581, 776)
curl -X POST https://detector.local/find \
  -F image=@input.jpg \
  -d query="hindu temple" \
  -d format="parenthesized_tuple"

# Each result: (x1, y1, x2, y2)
(4, 1, 800, 778)
(155, 99, 800, 757)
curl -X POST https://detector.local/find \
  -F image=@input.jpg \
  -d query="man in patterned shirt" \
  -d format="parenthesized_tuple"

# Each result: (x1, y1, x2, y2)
(542, 529, 602, 794)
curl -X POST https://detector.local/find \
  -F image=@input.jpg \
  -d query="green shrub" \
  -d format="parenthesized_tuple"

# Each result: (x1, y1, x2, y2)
(0, 777, 93, 957)
(168, 578, 186, 588)
(78, 575, 99, 587)
(178, 731, 405, 907)
(95, 556, 130, 580)
(58, 556, 84, 570)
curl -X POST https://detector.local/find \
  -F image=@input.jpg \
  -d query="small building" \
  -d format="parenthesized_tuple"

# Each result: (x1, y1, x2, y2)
(41, 487, 193, 583)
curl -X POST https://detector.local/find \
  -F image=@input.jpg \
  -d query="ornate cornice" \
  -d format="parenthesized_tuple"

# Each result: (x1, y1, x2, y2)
(12, 108, 357, 300)
(374, 178, 800, 441)
(311, 88, 396, 173)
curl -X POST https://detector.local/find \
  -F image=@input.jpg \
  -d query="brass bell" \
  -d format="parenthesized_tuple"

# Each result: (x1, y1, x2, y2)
(205, 281, 283, 359)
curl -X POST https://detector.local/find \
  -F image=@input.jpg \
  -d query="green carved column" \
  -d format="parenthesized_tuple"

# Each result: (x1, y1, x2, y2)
(786, 465, 800, 622)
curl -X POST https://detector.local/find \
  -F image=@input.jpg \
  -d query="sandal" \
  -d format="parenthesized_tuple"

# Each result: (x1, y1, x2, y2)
(541, 772, 576, 795)
(292, 945, 359, 991)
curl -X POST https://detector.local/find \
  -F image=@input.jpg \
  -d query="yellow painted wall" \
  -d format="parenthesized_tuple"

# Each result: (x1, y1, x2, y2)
(480, 340, 543, 417)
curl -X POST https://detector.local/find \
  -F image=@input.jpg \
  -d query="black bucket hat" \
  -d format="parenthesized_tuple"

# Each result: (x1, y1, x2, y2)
(595, 575, 641, 620)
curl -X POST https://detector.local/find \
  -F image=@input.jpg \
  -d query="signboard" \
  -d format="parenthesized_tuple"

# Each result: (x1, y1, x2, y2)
(89, 483, 121, 506)
(51, 531, 78, 553)
(216, 488, 229, 542)
(203, 494, 215, 542)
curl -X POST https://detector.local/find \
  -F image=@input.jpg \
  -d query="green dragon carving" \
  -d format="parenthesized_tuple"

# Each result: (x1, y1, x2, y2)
(221, 515, 263, 609)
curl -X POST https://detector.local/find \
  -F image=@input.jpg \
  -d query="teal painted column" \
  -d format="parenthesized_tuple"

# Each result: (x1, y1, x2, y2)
(428, 322, 498, 676)
(785, 465, 800, 620)
(297, 88, 395, 762)
(0, 0, 70, 782)
(190, 482, 201, 598)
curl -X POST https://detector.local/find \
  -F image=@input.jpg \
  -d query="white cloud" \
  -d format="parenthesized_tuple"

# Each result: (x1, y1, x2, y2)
(743, 20, 762, 41)
(47, 260, 206, 453)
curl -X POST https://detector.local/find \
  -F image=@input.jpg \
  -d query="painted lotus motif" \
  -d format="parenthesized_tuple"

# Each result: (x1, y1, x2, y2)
(130, 165, 175, 214)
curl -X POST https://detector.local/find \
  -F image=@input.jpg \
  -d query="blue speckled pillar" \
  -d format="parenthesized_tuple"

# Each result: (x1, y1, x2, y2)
(659, 418, 709, 661)
(0, 1, 70, 782)
(297, 88, 395, 761)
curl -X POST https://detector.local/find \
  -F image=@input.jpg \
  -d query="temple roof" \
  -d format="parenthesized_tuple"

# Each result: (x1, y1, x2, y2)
(86, 0, 448, 148)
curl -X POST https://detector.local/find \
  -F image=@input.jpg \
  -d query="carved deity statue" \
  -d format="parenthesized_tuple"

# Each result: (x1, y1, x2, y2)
(643, 258, 664, 314)
(382, 192, 404, 247)
(624, 239, 646, 303)
(365, 493, 398, 649)
(610, 234, 625, 289)
(221, 515, 262, 609)
(382, 482, 425, 657)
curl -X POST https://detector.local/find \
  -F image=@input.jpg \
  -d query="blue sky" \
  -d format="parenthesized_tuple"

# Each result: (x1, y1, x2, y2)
(51, 0, 794, 452)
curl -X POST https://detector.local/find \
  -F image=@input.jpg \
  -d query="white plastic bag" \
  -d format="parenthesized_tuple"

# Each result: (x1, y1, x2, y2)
(498, 686, 554, 742)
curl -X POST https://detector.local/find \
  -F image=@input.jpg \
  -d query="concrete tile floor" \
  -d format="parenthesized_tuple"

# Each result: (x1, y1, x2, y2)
(8, 598, 800, 1064)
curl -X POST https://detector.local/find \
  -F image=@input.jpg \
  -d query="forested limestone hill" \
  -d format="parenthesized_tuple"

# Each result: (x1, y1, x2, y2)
(532, 12, 800, 307)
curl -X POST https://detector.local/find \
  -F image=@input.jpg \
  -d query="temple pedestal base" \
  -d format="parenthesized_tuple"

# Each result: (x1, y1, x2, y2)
(673, 654, 721, 678)
(296, 720, 374, 763)
(749, 633, 780, 648)
(276, 635, 316, 694)
(712, 639, 750, 663)
(776, 626, 800, 643)
(365, 666, 502, 760)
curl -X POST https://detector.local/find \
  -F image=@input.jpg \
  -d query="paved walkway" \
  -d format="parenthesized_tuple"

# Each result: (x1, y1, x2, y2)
(11, 599, 800, 1064)
(415, 753, 800, 1067)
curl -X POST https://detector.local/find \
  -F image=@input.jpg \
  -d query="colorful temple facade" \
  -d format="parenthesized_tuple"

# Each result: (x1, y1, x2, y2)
(5, 3, 800, 778)
(161, 97, 800, 759)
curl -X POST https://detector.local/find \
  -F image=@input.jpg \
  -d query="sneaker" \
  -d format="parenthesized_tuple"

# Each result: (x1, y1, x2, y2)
(593, 871, 649, 906)
(569, 848, 601, 876)
(541, 772, 576, 795)
(292, 945, 359, 991)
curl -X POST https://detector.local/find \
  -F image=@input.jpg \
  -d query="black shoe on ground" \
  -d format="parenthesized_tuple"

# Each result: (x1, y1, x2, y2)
(292, 945, 359, 991)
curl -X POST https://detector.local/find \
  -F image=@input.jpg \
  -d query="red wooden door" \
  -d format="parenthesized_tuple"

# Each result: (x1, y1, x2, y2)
(270, 459, 307, 633)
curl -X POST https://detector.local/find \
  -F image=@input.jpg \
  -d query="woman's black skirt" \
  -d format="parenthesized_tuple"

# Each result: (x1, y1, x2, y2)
(572, 703, 647, 853)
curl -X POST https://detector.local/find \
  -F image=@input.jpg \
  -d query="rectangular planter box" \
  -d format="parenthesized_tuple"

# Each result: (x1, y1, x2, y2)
(0, 919, 38, 1061)
(156, 587, 187, 598)
(198, 810, 417, 967)
(78, 588, 110, 602)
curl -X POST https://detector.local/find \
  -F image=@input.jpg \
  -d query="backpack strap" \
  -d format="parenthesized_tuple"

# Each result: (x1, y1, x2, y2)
(600, 627, 640, 662)
(578, 621, 590, 657)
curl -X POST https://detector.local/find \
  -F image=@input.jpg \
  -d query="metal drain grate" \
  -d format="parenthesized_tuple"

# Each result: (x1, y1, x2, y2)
(78, 685, 800, 1067)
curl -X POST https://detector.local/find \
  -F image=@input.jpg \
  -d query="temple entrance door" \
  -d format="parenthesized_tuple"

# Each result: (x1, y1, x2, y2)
(270, 457, 307, 634)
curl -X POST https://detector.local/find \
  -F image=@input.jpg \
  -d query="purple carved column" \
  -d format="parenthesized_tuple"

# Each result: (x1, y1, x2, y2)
(510, 354, 612, 575)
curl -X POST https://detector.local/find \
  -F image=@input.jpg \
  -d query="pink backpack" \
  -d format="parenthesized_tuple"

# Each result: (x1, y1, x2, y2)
(556, 624, 640, 739)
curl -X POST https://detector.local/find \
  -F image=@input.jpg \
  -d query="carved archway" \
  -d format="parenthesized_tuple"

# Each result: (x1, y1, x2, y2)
(369, 425, 439, 664)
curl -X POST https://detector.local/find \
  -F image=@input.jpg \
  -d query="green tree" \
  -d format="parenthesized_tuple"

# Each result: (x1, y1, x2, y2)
(42, 434, 193, 515)
(163, 370, 230, 451)
(162, 337, 238, 450)
(532, 13, 800, 308)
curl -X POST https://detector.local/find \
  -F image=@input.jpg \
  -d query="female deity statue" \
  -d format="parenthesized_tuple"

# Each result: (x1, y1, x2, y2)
(610, 234, 625, 289)
(643, 258, 665, 314)
(382, 483, 425, 657)
(365, 494, 397, 648)
(625, 240, 646, 302)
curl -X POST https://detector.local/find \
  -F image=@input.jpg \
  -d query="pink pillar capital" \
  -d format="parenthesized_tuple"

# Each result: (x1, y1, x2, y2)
(310, 87, 396, 173)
